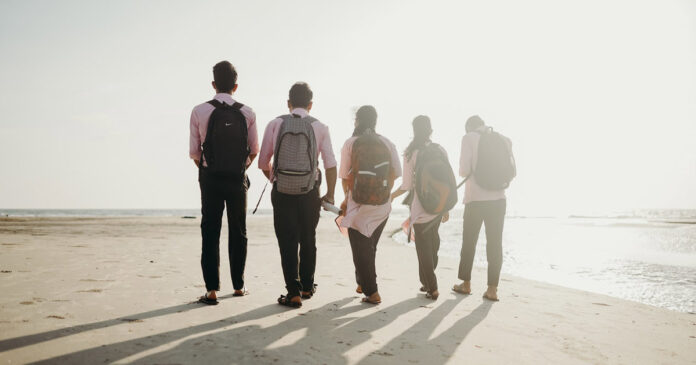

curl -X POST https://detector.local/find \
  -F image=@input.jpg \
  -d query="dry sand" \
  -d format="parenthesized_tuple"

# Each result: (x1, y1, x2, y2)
(0, 216, 694, 364)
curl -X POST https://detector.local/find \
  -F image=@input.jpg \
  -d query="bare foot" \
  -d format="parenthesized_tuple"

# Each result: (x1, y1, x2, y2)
(483, 286, 499, 301)
(453, 281, 471, 295)
(361, 292, 381, 304)
(355, 285, 362, 294)
(207, 290, 217, 300)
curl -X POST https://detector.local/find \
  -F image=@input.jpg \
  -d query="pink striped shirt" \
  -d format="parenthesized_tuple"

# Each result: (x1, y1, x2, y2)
(189, 93, 259, 166)
(257, 108, 337, 180)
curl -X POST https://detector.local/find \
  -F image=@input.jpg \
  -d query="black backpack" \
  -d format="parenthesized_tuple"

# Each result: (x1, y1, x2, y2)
(414, 143, 458, 215)
(201, 100, 249, 178)
(474, 128, 516, 190)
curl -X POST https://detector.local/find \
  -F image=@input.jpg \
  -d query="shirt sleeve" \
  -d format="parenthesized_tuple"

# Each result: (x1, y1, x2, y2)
(257, 119, 277, 171)
(459, 135, 473, 178)
(245, 108, 259, 155)
(399, 154, 414, 190)
(189, 108, 201, 160)
(338, 139, 353, 179)
(319, 124, 337, 169)
(389, 141, 402, 179)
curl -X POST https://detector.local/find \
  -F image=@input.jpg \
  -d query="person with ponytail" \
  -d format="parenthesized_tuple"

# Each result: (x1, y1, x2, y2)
(337, 105, 402, 304)
(391, 116, 450, 300)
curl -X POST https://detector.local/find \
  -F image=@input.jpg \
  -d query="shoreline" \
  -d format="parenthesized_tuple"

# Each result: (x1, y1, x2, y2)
(1, 216, 694, 364)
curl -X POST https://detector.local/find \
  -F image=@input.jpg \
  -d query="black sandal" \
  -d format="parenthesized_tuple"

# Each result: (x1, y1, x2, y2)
(198, 293, 218, 305)
(277, 294, 302, 308)
(301, 284, 317, 299)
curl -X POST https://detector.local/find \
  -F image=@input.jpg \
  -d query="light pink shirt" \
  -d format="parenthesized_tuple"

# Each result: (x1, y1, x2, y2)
(189, 93, 259, 166)
(399, 146, 449, 227)
(459, 127, 514, 204)
(338, 135, 402, 238)
(257, 108, 337, 180)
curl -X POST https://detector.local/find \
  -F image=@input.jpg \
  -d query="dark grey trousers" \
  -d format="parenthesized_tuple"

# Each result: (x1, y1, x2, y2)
(458, 199, 506, 286)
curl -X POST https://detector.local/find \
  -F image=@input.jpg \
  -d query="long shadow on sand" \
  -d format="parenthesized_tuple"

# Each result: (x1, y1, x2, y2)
(27, 297, 362, 364)
(357, 298, 493, 364)
(125, 295, 462, 364)
(0, 293, 245, 352)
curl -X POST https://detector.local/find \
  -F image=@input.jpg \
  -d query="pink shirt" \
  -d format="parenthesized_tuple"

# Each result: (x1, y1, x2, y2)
(459, 127, 514, 204)
(338, 135, 402, 238)
(257, 108, 337, 180)
(189, 93, 259, 166)
(398, 146, 449, 227)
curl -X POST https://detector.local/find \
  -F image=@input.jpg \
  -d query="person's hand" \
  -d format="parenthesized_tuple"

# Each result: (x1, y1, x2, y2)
(441, 211, 450, 223)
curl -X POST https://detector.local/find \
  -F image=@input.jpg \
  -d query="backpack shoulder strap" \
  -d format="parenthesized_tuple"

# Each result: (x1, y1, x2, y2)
(207, 99, 224, 108)
(231, 102, 244, 110)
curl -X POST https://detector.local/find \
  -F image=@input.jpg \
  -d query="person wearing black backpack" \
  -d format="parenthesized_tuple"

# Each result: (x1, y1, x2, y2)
(453, 115, 516, 302)
(337, 105, 402, 305)
(391, 116, 456, 301)
(258, 82, 337, 308)
(189, 61, 259, 305)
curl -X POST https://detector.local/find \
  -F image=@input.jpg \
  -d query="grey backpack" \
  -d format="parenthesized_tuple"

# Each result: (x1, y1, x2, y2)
(273, 114, 319, 194)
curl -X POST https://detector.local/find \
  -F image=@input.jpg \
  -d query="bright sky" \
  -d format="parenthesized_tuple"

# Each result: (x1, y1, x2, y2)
(1, 0, 694, 214)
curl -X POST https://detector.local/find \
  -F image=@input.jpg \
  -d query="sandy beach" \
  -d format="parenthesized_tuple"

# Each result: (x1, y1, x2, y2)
(0, 215, 694, 364)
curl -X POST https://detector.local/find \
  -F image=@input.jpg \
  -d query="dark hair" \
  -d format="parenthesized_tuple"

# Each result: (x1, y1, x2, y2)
(289, 82, 313, 108)
(404, 115, 432, 160)
(353, 105, 378, 136)
(465, 115, 485, 133)
(213, 61, 237, 93)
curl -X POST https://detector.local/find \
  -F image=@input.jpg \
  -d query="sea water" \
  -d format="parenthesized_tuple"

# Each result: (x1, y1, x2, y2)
(392, 209, 696, 313)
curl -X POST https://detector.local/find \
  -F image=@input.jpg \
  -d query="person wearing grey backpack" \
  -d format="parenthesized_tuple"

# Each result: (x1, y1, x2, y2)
(258, 82, 337, 308)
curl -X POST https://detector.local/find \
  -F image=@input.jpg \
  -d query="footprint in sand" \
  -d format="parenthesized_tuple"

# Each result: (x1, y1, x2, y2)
(20, 301, 34, 305)
(46, 315, 65, 319)
(1, 270, 11, 273)
(592, 302, 610, 306)
(77, 289, 103, 293)
(80, 279, 115, 282)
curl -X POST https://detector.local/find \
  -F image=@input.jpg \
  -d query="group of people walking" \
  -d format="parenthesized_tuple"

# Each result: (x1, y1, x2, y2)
(189, 61, 516, 308)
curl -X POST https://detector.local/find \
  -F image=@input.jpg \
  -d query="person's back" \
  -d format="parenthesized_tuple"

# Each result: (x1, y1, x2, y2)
(258, 82, 337, 308)
(189, 61, 259, 305)
(338, 105, 402, 305)
(390, 115, 454, 301)
(454, 115, 515, 302)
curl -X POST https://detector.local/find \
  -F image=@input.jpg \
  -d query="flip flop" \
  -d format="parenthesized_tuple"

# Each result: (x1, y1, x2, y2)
(232, 289, 249, 297)
(198, 293, 219, 305)
(277, 294, 302, 308)
(452, 284, 471, 295)
(301, 284, 318, 299)
(482, 293, 499, 302)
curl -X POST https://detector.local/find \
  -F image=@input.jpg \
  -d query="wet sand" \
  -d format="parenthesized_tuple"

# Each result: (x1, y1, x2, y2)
(0, 216, 694, 364)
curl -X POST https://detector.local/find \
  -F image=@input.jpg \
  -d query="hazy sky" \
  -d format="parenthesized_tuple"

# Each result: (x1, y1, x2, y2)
(1, 0, 694, 214)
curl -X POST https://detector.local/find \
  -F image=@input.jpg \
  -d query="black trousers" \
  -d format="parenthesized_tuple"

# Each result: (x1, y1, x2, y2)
(348, 219, 388, 297)
(271, 184, 321, 298)
(413, 217, 442, 292)
(458, 199, 506, 286)
(199, 169, 248, 292)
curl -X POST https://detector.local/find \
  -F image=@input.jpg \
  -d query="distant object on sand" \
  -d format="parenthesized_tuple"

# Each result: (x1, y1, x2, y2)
(181, 216, 196, 219)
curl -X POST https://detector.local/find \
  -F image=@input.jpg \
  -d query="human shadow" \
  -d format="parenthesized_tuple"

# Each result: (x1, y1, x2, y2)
(356, 299, 493, 364)
(0, 296, 229, 352)
(129, 296, 433, 365)
(28, 297, 358, 364)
